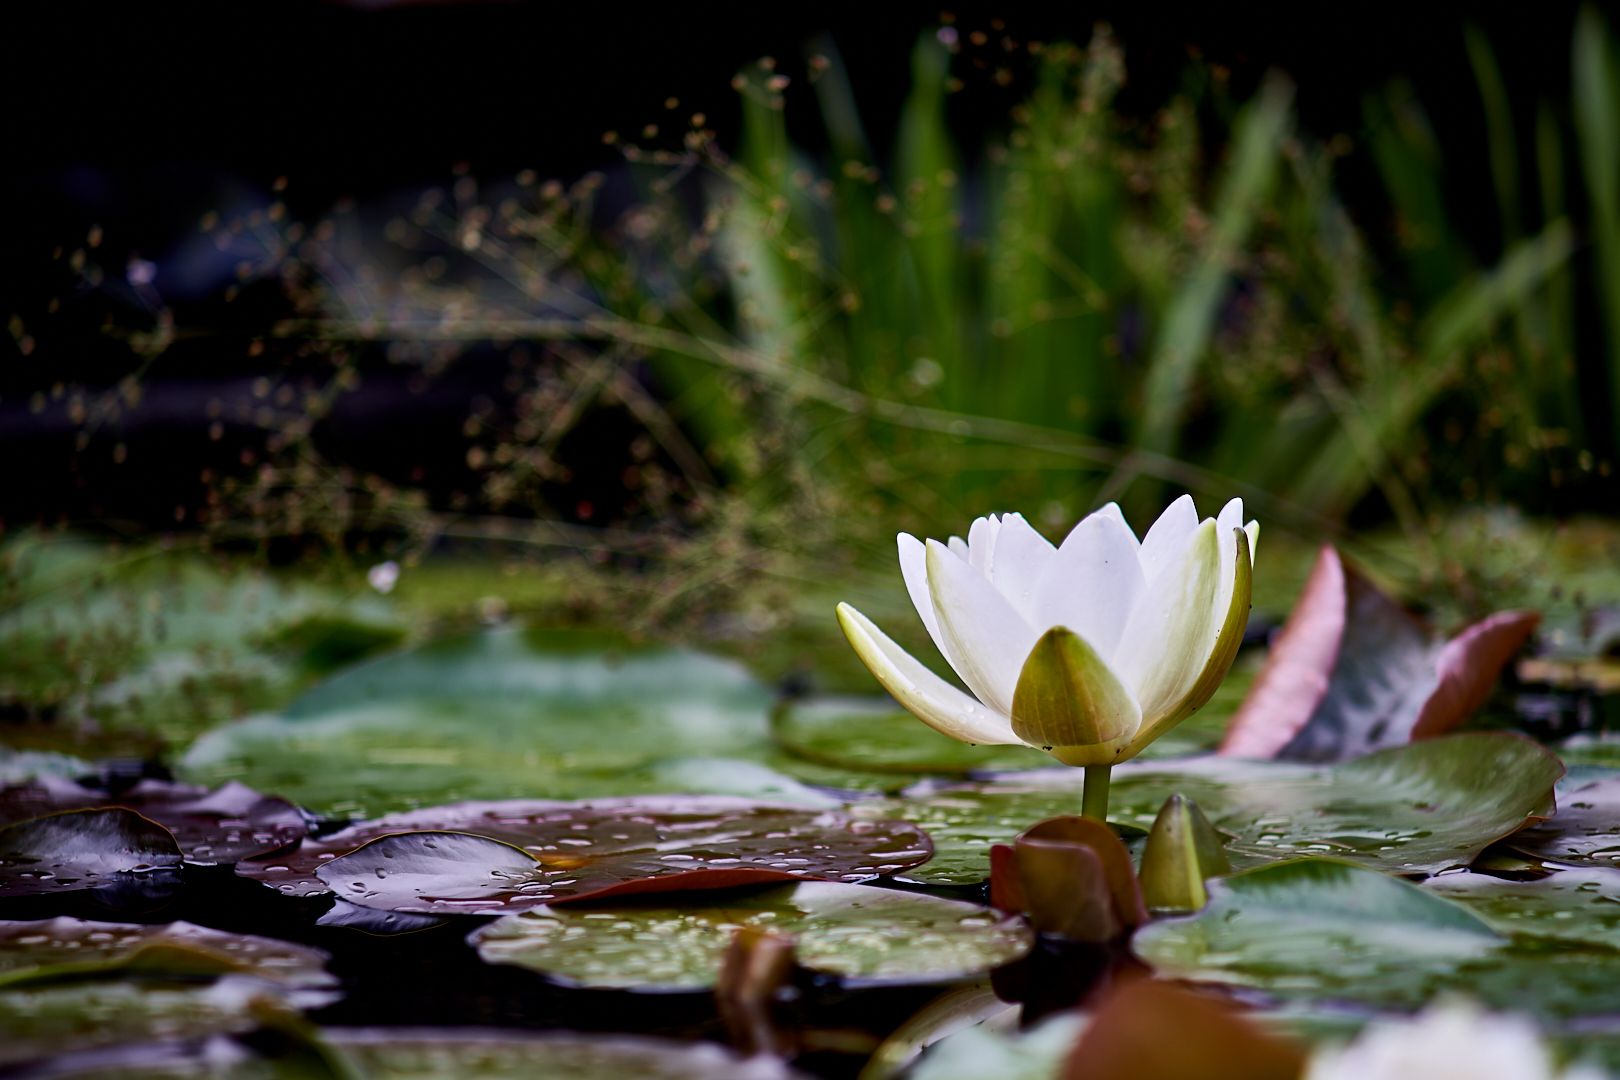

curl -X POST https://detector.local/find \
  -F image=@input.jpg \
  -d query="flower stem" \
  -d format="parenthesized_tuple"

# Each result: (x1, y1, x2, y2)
(1082, 764, 1112, 822)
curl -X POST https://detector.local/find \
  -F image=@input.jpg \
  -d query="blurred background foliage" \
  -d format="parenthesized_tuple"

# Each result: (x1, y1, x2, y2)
(6, 6, 1620, 747)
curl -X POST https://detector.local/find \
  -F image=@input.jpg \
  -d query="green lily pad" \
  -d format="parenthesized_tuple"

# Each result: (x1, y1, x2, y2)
(325, 1029, 813, 1079)
(1132, 859, 1502, 1008)
(0, 973, 336, 1067)
(179, 629, 835, 817)
(0, 917, 335, 990)
(865, 733, 1561, 885)
(771, 696, 1048, 774)
(241, 796, 931, 905)
(908, 1010, 1084, 1080)
(469, 881, 1032, 990)
(1425, 868, 1620, 946)
(0, 808, 183, 896)
(0, 780, 306, 866)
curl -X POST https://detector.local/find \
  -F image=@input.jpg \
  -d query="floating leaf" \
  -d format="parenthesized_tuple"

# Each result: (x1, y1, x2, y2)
(1507, 767, 1620, 866)
(1426, 867, 1620, 946)
(0, 779, 306, 866)
(468, 881, 1031, 990)
(908, 1010, 1085, 1080)
(0, 973, 336, 1067)
(324, 1028, 813, 1080)
(1133, 859, 1502, 1009)
(869, 733, 1561, 885)
(179, 629, 834, 816)
(315, 899, 449, 935)
(1220, 546, 1538, 762)
(242, 796, 931, 907)
(771, 696, 1046, 774)
(0, 808, 183, 897)
(0, 917, 335, 990)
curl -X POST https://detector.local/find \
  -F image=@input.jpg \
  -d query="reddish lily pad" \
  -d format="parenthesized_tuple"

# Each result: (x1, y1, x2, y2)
(1220, 546, 1539, 762)
(0, 778, 306, 866)
(0, 809, 183, 897)
(238, 796, 932, 907)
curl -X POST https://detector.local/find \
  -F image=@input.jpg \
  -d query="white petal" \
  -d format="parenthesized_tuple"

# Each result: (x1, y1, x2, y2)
(947, 535, 970, 561)
(1210, 500, 1246, 652)
(836, 603, 1020, 744)
(966, 515, 1002, 577)
(1090, 501, 1138, 543)
(927, 538, 1041, 717)
(898, 533, 945, 651)
(1114, 518, 1222, 726)
(1031, 507, 1146, 660)
(1245, 520, 1260, 562)
(1138, 494, 1199, 584)
(984, 512, 1056, 623)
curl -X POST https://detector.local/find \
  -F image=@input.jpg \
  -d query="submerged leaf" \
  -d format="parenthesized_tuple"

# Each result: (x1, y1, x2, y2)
(870, 732, 1561, 885)
(0, 808, 183, 897)
(1220, 546, 1537, 762)
(469, 881, 1031, 990)
(242, 796, 931, 907)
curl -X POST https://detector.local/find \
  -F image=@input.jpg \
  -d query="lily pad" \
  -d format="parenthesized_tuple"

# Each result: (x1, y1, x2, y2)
(0, 809, 183, 897)
(469, 881, 1032, 990)
(0, 779, 306, 866)
(324, 1028, 813, 1079)
(1425, 868, 1620, 946)
(179, 629, 828, 817)
(771, 696, 1047, 774)
(1132, 859, 1502, 1009)
(1221, 546, 1539, 762)
(1506, 768, 1620, 866)
(866, 733, 1561, 885)
(0, 973, 337, 1067)
(0, 917, 334, 990)
(239, 796, 931, 906)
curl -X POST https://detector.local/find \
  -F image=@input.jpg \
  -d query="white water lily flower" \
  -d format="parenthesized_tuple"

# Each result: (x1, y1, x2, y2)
(1304, 1000, 1608, 1080)
(836, 496, 1256, 766)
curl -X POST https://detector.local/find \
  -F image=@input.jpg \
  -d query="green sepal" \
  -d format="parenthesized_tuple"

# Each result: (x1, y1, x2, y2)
(1011, 627, 1140, 767)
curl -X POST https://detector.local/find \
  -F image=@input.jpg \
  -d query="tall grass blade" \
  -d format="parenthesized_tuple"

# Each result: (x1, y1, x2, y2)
(1573, 4, 1620, 453)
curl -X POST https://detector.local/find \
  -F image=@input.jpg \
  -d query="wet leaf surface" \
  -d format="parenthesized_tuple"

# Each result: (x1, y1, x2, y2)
(1425, 867, 1620, 946)
(0, 917, 335, 989)
(0, 779, 306, 866)
(0, 974, 337, 1067)
(178, 630, 833, 817)
(1507, 766, 1620, 866)
(239, 796, 931, 907)
(469, 881, 1032, 991)
(866, 733, 1560, 885)
(0, 809, 183, 897)
(1132, 859, 1502, 1009)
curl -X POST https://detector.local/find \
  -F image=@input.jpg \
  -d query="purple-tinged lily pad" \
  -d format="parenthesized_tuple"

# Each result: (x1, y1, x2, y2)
(0, 809, 183, 897)
(1220, 546, 1539, 762)
(239, 796, 931, 905)
(0, 778, 306, 866)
